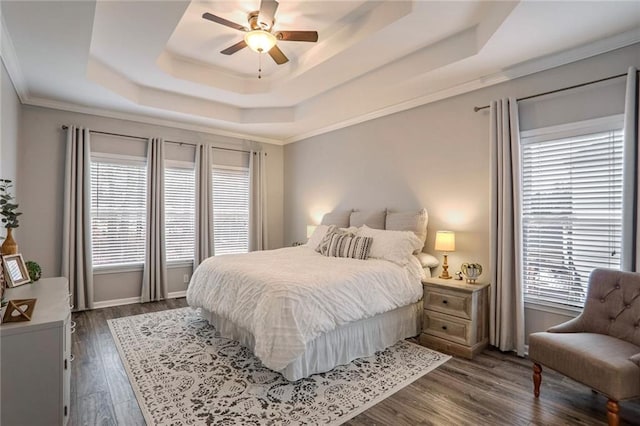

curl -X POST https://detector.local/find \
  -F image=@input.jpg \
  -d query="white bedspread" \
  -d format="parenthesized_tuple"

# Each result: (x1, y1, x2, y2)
(186, 246, 424, 371)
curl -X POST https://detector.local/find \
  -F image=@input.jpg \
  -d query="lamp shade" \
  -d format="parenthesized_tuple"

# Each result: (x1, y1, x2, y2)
(244, 30, 277, 53)
(434, 231, 455, 252)
(306, 225, 317, 239)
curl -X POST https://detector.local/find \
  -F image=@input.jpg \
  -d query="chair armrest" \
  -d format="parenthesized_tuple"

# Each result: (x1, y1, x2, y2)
(630, 353, 640, 367)
(547, 317, 584, 333)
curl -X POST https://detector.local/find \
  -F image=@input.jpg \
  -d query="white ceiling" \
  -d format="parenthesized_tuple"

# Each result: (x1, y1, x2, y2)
(1, 1, 639, 145)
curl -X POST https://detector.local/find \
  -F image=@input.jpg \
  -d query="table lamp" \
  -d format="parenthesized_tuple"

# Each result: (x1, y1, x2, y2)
(434, 231, 455, 279)
(306, 225, 317, 240)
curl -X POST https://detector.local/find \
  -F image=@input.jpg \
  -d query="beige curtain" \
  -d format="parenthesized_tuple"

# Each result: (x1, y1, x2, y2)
(141, 138, 168, 302)
(61, 126, 94, 311)
(249, 151, 268, 251)
(195, 144, 213, 265)
(489, 98, 525, 356)
(622, 66, 640, 272)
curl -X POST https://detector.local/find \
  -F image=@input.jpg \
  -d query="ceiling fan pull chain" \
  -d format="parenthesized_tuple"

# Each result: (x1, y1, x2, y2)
(258, 52, 263, 79)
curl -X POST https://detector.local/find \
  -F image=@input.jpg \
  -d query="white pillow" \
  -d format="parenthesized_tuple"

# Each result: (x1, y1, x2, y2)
(306, 225, 330, 250)
(385, 208, 428, 253)
(357, 225, 423, 265)
(415, 252, 439, 268)
(340, 226, 359, 234)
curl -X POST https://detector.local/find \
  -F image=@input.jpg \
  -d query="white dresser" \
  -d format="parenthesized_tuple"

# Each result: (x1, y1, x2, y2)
(1, 277, 72, 425)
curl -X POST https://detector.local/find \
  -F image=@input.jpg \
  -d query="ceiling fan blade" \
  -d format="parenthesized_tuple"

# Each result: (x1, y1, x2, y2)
(221, 40, 248, 55)
(276, 31, 318, 42)
(258, 0, 279, 29)
(202, 12, 247, 32)
(268, 45, 289, 65)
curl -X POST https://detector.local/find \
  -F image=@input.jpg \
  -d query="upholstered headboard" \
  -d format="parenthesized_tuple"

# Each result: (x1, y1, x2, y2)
(320, 208, 429, 249)
(318, 208, 438, 275)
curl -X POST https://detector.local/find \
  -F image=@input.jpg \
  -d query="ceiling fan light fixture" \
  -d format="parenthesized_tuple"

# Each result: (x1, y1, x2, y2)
(244, 30, 277, 53)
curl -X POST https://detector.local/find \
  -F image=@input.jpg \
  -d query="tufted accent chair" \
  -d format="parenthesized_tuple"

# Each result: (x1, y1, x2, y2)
(529, 268, 640, 426)
(529, 269, 640, 426)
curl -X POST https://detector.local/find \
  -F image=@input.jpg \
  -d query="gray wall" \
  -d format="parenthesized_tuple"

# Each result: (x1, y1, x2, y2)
(283, 43, 639, 339)
(18, 105, 284, 302)
(1, 61, 20, 193)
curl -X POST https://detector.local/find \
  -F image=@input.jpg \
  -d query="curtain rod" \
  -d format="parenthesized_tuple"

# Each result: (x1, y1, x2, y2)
(165, 140, 252, 155)
(473, 72, 629, 112)
(60, 125, 254, 154)
(61, 126, 147, 141)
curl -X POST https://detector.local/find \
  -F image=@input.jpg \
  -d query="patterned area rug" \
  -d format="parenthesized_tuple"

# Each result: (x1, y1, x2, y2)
(108, 307, 450, 426)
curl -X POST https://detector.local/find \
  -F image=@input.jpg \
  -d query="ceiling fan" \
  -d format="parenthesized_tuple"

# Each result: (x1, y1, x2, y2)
(202, 0, 318, 66)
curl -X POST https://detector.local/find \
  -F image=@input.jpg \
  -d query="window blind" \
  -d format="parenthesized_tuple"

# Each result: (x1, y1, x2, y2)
(521, 126, 624, 308)
(212, 167, 250, 255)
(90, 158, 147, 267)
(165, 166, 196, 263)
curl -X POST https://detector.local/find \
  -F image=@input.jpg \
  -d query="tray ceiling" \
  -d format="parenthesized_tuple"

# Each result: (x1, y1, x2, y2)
(1, 1, 639, 144)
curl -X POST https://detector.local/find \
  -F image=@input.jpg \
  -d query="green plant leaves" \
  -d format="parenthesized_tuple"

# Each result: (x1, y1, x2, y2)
(0, 178, 20, 228)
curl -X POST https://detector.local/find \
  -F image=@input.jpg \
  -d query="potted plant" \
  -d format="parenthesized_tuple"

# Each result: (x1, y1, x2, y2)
(0, 179, 22, 255)
(25, 260, 41, 282)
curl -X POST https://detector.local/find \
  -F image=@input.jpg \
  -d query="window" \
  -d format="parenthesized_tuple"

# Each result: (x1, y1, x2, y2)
(165, 163, 196, 263)
(521, 117, 624, 308)
(91, 156, 147, 268)
(212, 166, 250, 255)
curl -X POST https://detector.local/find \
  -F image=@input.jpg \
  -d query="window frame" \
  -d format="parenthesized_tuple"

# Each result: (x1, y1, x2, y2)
(519, 114, 624, 314)
(90, 152, 148, 273)
(164, 159, 196, 268)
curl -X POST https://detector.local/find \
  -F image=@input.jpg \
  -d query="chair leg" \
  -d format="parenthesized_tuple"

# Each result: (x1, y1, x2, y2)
(606, 399, 619, 426)
(533, 363, 542, 397)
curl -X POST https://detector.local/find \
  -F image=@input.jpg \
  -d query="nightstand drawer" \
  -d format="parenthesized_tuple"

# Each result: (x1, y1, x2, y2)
(424, 288, 472, 320)
(423, 311, 471, 345)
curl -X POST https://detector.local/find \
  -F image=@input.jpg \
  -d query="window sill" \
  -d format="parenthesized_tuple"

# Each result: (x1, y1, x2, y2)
(93, 261, 193, 275)
(167, 261, 193, 269)
(524, 300, 582, 318)
(93, 264, 144, 275)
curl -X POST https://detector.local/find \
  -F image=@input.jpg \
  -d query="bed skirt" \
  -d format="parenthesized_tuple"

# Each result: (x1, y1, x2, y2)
(202, 300, 423, 381)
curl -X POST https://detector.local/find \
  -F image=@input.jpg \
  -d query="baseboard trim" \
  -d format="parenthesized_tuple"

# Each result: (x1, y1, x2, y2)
(92, 290, 187, 310)
(93, 297, 141, 310)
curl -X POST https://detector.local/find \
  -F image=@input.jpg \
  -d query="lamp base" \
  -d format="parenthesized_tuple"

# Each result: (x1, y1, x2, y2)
(439, 254, 452, 279)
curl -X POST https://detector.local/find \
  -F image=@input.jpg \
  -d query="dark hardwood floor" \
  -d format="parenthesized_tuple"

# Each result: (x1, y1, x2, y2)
(70, 299, 640, 426)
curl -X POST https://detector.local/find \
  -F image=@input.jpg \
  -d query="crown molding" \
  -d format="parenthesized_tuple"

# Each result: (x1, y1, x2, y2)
(0, 12, 28, 103)
(283, 28, 640, 144)
(23, 96, 286, 146)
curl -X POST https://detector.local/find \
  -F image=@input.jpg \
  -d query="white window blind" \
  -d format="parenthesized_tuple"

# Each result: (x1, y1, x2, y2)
(90, 157, 147, 268)
(212, 166, 250, 255)
(521, 120, 624, 308)
(165, 165, 196, 263)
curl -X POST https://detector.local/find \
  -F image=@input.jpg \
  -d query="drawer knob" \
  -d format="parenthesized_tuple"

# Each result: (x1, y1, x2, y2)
(441, 325, 448, 330)
(442, 300, 448, 304)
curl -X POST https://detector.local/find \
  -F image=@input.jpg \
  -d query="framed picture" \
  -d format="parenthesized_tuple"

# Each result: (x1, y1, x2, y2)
(2, 254, 31, 287)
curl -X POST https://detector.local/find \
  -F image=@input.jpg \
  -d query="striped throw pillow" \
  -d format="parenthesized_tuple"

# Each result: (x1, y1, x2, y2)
(316, 225, 339, 254)
(321, 233, 373, 260)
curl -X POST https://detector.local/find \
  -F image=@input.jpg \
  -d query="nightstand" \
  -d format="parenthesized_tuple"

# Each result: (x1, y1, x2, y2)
(419, 277, 490, 359)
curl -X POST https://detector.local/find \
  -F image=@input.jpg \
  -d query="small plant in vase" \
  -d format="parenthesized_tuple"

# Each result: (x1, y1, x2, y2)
(0, 179, 22, 255)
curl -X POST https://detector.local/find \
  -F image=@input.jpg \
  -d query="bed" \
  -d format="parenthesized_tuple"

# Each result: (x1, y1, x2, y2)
(186, 209, 435, 381)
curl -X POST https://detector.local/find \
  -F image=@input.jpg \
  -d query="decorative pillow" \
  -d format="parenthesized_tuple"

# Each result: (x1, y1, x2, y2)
(385, 209, 429, 252)
(357, 225, 423, 265)
(306, 224, 330, 251)
(316, 225, 356, 254)
(415, 252, 439, 268)
(321, 233, 373, 260)
(340, 226, 359, 234)
(350, 209, 386, 229)
(320, 210, 352, 228)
